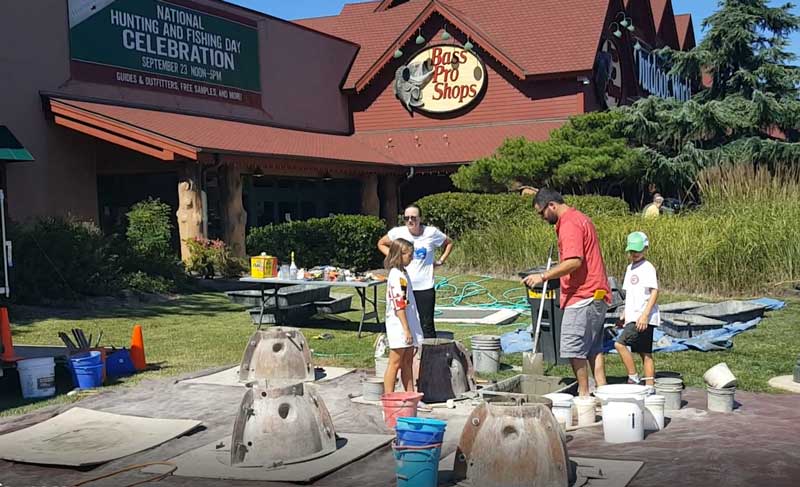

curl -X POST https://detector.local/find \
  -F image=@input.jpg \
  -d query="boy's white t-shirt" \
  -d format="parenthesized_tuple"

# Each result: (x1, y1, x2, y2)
(387, 225, 448, 291)
(622, 260, 661, 326)
(385, 268, 424, 349)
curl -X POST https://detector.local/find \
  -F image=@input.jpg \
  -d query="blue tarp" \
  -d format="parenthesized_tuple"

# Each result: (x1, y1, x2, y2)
(504, 297, 785, 355)
(616, 317, 763, 353)
(749, 298, 785, 311)
(500, 329, 534, 354)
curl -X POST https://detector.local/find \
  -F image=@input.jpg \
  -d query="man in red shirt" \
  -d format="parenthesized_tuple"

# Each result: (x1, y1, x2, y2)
(522, 189, 611, 396)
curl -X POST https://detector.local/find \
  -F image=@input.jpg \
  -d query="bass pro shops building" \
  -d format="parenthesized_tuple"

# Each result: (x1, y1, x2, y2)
(0, 0, 694, 259)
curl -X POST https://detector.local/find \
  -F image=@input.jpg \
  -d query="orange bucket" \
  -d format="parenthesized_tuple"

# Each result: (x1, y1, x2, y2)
(381, 391, 423, 428)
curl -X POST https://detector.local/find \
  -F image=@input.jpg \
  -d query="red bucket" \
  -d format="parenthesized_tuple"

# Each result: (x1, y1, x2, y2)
(381, 391, 423, 428)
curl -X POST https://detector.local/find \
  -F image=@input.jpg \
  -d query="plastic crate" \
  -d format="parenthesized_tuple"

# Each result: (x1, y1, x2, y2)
(247, 303, 316, 325)
(314, 293, 352, 314)
(273, 285, 330, 307)
(688, 301, 766, 323)
(660, 313, 726, 338)
(225, 289, 274, 308)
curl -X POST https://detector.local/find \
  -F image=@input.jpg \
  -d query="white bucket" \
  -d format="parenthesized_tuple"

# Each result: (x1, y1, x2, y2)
(375, 357, 389, 378)
(706, 386, 735, 413)
(543, 393, 574, 427)
(595, 384, 648, 443)
(573, 396, 597, 427)
(17, 357, 56, 399)
(644, 394, 666, 430)
(703, 362, 737, 389)
(654, 377, 683, 411)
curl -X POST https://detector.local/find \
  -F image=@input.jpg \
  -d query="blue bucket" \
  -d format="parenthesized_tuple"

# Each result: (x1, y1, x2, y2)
(393, 442, 441, 487)
(70, 351, 102, 367)
(73, 364, 104, 389)
(396, 417, 447, 447)
(70, 352, 104, 389)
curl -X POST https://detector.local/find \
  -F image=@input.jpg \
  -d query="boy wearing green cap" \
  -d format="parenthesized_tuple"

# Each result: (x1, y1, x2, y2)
(615, 231, 660, 386)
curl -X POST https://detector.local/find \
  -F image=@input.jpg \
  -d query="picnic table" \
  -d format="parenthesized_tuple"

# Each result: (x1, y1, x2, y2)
(239, 277, 385, 337)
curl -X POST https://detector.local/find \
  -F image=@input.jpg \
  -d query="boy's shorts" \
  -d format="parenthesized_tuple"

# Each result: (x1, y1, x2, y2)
(616, 323, 655, 353)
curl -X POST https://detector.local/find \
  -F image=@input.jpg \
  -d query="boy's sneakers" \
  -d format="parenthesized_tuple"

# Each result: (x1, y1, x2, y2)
(627, 374, 642, 385)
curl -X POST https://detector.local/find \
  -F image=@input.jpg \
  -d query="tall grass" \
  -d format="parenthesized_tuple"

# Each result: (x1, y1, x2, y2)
(449, 164, 800, 295)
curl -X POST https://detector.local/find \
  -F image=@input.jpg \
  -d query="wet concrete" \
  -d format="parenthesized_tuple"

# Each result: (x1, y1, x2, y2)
(0, 368, 798, 487)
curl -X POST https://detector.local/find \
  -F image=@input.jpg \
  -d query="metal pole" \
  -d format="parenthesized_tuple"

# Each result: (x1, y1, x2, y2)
(531, 244, 555, 357)
(0, 190, 9, 298)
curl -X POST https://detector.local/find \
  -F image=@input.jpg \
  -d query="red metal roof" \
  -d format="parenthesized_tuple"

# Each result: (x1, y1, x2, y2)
(50, 98, 564, 167)
(296, 0, 611, 90)
(650, 0, 668, 32)
(674, 14, 694, 50)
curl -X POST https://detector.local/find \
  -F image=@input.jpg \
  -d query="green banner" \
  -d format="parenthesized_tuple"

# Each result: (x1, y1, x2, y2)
(69, 0, 260, 93)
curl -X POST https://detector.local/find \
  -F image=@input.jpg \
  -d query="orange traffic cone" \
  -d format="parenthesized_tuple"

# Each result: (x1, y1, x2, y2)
(130, 324, 146, 371)
(0, 307, 19, 362)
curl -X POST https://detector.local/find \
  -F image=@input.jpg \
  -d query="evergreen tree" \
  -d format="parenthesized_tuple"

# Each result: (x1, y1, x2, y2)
(451, 111, 643, 194)
(621, 0, 800, 193)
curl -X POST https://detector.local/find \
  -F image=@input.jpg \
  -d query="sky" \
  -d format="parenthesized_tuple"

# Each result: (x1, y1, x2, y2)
(226, 0, 800, 62)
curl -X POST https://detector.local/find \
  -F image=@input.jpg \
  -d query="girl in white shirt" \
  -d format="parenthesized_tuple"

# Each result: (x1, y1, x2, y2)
(378, 204, 454, 339)
(383, 238, 424, 394)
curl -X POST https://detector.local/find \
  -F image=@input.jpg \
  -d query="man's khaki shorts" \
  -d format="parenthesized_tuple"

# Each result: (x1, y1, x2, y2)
(560, 300, 608, 359)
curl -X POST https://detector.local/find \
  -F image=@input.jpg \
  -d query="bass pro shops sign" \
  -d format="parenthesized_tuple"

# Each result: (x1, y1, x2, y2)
(394, 46, 485, 114)
(68, 0, 261, 107)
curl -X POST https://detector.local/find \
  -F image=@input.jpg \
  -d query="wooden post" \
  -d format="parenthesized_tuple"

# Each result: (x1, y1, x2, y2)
(176, 163, 204, 262)
(360, 174, 380, 217)
(219, 164, 247, 257)
(380, 174, 400, 227)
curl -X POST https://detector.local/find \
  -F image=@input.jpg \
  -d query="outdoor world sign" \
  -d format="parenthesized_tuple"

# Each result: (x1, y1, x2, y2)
(393, 45, 485, 115)
(68, 0, 261, 107)
(636, 47, 692, 102)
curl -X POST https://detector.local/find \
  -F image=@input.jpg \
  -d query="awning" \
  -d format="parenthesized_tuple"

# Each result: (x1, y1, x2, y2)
(47, 98, 565, 169)
(0, 126, 34, 161)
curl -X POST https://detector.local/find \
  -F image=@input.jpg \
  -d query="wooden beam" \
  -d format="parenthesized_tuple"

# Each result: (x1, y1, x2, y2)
(54, 116, 175, 161)
(50, 100, 198, 160)
(176, 163, 205, 262)
(219, 164, 247, 258)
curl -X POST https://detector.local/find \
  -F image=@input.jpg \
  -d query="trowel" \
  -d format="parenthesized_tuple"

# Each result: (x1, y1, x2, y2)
(525, 244, 555, 375)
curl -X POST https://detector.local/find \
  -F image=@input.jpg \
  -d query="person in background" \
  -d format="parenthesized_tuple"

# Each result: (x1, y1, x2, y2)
(383, 238, 424, 394)
(644, 194, 664, 218)
(615, 232, 660, 388)
(522, 189, 611, 397)
(378, 204, 454, 338)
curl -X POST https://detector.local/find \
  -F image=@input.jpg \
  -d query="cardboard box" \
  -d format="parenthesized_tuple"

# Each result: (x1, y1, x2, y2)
(250, 255, 278, 278)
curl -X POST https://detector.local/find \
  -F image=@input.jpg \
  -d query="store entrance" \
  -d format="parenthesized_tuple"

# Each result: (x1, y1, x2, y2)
(243, 176, 362, 229)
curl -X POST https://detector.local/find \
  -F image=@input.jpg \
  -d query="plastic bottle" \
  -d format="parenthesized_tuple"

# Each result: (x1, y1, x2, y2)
(289, 251, 298, 280)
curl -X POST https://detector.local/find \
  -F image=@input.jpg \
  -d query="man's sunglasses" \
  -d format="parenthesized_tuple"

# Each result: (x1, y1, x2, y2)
(403, 216, 419, 221)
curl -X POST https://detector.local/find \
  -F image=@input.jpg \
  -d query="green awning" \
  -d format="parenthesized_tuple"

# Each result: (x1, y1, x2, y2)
(0, 125, 34, 161)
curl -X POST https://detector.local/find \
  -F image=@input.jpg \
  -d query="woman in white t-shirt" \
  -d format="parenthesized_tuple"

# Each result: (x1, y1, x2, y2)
(383, 238, 424, 394)
(378, 204, 454, 338)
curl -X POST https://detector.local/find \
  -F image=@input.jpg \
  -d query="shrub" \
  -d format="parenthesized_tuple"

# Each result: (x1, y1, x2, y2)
(123, 199, 182, 279)
(184, 237, 247, 278)
(246, 215, 386, 271)
(126, 198, 173, 259)
(122, 271, 173, 294)
(416, 192, 629, 239)
(9, 217, 122, 302)
(445, 165, 800, 295)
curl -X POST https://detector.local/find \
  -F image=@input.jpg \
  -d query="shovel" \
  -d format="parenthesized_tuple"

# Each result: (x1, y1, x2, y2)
(525, 244, 555, 375)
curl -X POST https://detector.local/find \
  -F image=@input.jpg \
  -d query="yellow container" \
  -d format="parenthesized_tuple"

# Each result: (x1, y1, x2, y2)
(250, 255, 278, 278)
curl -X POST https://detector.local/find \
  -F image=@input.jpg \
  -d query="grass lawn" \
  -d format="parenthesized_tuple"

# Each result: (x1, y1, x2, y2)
(2, 274, 797, 417)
